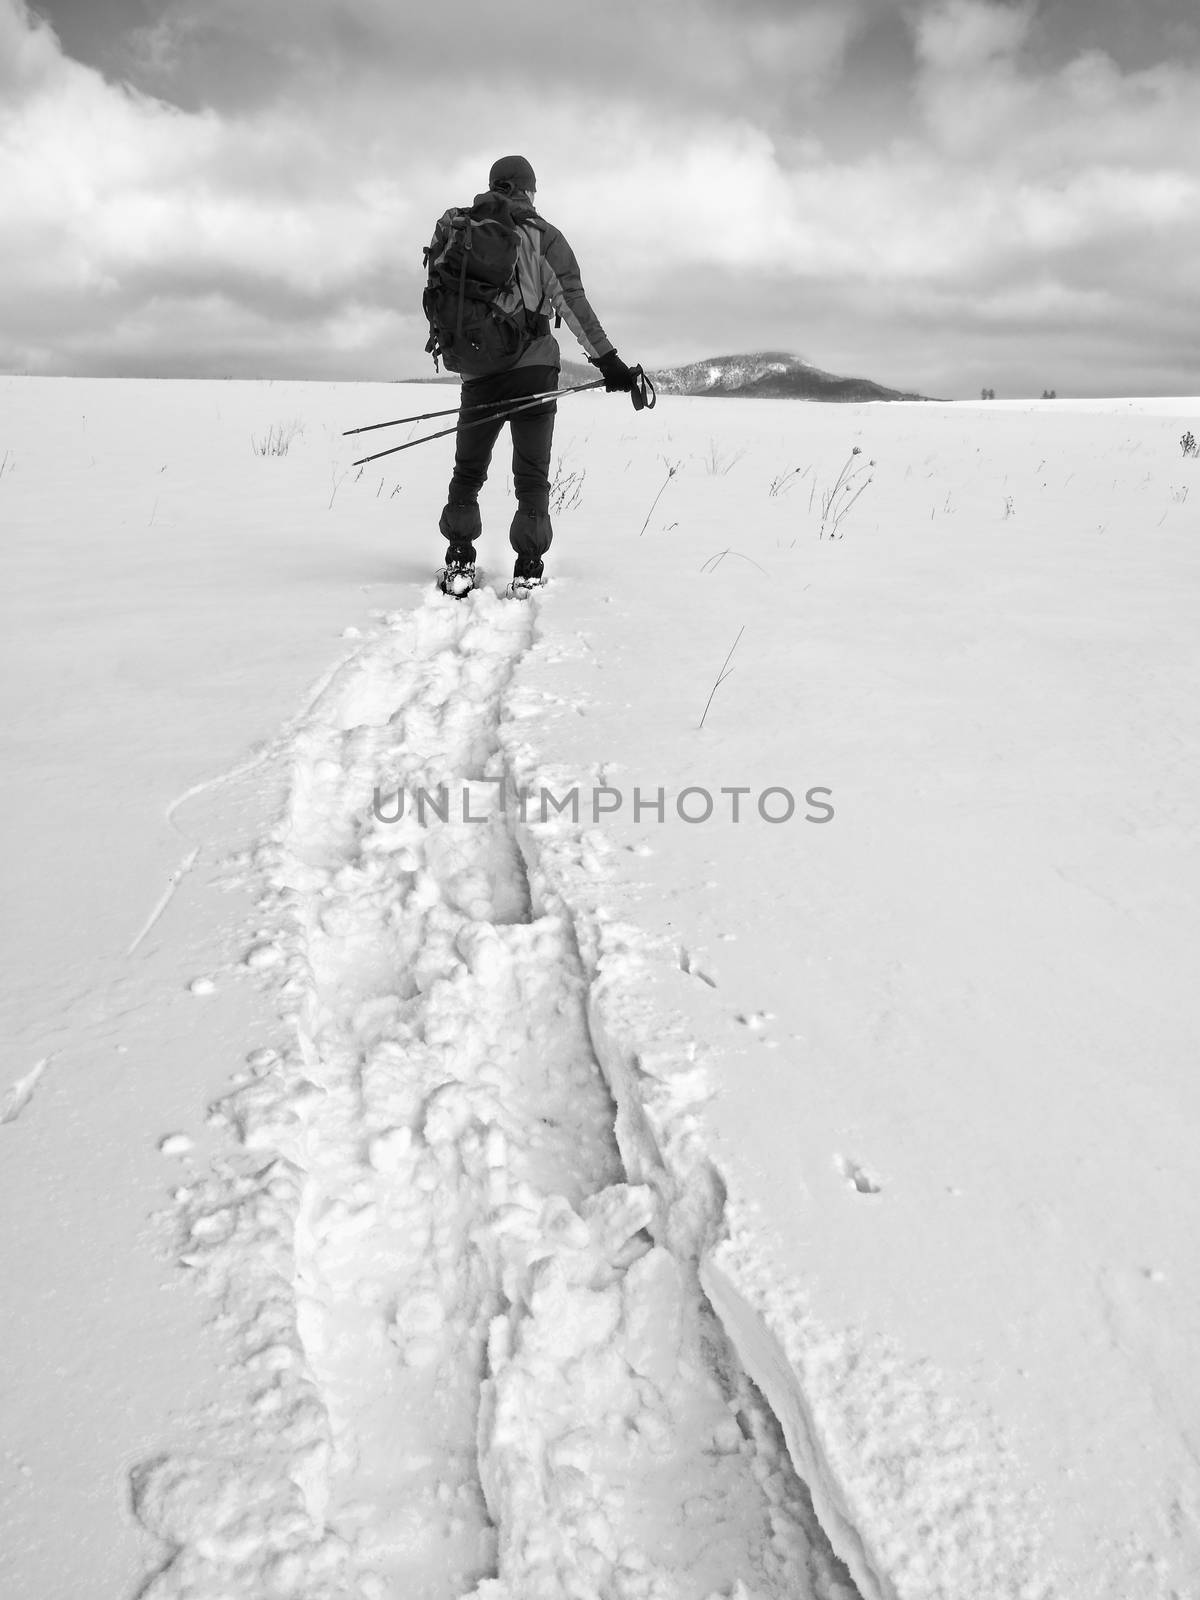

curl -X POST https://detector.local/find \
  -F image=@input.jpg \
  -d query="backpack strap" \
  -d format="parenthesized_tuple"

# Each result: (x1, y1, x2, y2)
(454, 226, 470, 347)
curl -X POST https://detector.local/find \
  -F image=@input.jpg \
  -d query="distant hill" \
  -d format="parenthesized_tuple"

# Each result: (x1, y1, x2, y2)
(643, 351, 929, 402)
(411, 351, 930, 402)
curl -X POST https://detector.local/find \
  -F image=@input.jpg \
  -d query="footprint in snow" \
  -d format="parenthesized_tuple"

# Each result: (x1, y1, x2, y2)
(678, 946, 718, 989)
(736, 1010, 781, 1045)
(835, 1154, 883, 1195)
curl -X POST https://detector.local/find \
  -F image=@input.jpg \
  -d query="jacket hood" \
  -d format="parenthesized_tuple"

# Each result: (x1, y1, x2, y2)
(473, 190, 541, 224)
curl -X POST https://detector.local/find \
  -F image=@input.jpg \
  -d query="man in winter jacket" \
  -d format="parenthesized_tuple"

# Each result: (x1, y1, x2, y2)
(432, 154, 639, 596)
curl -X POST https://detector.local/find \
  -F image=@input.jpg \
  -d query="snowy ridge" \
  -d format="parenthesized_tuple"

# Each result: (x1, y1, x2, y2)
(650, 353, 800, 394)
(644, 352, 929, 402)
(134, 591, 857, 1599)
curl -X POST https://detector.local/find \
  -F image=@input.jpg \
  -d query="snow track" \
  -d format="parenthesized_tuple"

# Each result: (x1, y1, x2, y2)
(134, 591, 859, 1600)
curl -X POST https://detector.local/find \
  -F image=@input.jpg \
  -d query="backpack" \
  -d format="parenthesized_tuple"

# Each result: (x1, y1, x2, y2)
(422, 193, 546, 377)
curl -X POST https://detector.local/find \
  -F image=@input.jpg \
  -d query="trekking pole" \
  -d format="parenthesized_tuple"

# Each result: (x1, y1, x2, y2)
(350, 380, 607, 467)
(342, 382, 592, 438)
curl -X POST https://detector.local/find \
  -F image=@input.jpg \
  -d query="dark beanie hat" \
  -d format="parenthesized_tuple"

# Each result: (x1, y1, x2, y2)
(489, 154, 536, 193)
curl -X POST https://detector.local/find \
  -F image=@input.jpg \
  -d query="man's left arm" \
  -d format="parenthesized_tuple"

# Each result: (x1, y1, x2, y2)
(539, 225, 614, 362)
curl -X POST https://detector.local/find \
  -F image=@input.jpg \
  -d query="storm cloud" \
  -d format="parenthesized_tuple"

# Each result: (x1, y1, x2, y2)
(3, 0, 1199, 395)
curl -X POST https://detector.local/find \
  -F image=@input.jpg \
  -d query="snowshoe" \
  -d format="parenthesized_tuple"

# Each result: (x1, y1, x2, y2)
(437, 560, 477, 598)
(507, 555, 545, 600)
(506, 574, 546, 600)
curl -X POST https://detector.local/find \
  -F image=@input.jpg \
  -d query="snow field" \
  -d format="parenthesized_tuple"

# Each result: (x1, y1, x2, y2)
(135, 588, 858, 1598)
(5, 377, 1199, 1600)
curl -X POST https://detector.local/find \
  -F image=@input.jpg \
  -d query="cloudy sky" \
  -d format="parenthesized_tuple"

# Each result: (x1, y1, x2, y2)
(2, 0, 1198, 397)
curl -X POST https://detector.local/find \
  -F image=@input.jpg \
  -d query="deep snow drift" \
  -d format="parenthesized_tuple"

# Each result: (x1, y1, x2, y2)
(2, 376, 1198, 1600)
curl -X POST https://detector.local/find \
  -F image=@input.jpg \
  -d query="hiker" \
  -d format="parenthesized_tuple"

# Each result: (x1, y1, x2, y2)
(426, 154, 640, 596)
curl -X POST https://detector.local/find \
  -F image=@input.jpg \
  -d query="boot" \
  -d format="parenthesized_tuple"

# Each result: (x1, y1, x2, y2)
(438, 540, 477, 598)
(437, 499, 480, 597)
(508, 504, 552, 593)
(507, 552, 546, 599)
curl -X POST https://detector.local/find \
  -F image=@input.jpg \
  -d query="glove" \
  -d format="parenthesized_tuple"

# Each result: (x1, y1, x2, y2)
(595, 349, 635, 392)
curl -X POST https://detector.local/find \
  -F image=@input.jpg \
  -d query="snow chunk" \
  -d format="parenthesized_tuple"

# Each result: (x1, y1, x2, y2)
(243, 940, 284, 970)
(621, 1247, 684, 1392)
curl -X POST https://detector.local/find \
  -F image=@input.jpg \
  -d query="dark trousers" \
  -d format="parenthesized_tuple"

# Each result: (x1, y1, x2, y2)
(442, 365, 558, 564)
